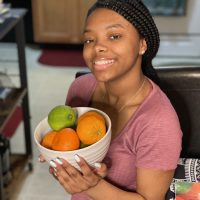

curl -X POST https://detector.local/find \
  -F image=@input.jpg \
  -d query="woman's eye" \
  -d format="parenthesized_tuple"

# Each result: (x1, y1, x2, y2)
(84, 39, 94, 44)
(110, 34, 121, 40)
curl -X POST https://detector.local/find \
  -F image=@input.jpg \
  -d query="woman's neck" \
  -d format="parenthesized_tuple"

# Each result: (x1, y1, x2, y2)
(103, 71, 145, 108)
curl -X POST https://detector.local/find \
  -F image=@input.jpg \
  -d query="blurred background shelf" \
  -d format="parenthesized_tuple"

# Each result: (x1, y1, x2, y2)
(0, 8, 32, 200)
(0, 88, 26, 132)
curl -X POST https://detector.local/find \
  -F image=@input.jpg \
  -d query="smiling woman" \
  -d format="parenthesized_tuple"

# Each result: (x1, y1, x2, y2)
(82, 11, 145, 80)
(40, 1, 182, 200)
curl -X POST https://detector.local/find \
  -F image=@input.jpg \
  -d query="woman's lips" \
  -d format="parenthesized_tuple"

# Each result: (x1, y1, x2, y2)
(93, 59, 114, 71)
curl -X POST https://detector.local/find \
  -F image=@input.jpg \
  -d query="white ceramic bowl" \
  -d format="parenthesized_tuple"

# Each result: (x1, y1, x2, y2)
(34, 107, 111, 169)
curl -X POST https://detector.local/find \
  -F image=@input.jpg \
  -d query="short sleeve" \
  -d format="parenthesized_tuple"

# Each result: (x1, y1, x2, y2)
(135, 106, 182, 170)
(65, 74, 97, 107)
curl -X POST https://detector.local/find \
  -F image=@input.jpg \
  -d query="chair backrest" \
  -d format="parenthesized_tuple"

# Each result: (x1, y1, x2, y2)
(76, 66, 200, 158)
(156, 66, 200, 158)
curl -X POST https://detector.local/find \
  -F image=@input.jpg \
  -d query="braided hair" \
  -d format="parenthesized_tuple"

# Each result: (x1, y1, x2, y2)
(87, 0, 160, 84)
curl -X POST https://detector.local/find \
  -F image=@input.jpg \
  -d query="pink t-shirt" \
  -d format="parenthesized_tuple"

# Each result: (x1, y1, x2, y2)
(66, 74, 182, 200)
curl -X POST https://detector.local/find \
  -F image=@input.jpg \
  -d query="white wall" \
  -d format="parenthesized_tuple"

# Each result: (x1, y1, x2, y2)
(154, 0, 200, 57)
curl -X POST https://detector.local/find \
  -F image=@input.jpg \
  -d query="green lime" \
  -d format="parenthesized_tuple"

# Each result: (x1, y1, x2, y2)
(175, 182, 192, 195)
(48, 105, 77, 131)
(79, 142, 89, 149)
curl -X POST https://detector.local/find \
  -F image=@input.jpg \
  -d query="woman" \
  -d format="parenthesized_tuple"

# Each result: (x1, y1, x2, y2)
(43, 0, 182, 199)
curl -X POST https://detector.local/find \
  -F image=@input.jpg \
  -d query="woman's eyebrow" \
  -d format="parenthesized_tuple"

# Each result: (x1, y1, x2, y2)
(83, 29, 91, 34)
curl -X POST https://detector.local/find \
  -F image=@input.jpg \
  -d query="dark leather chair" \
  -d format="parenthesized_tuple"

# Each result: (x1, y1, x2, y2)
(157, 66, 200, 158)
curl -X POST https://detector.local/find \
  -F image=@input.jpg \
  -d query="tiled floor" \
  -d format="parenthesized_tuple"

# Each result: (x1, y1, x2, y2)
(1, 43, 200, 200)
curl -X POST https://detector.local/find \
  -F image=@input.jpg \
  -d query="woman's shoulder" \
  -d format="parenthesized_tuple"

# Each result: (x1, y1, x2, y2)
(66, 73, 97, 106)
(134, 79, 181, 133)
(69, 73, 96, 91)
(73, 72, 96, 85)
(144, 79, 176, 114)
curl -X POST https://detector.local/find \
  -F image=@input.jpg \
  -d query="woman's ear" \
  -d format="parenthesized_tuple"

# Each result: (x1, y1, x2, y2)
(139, 38, 147, 55)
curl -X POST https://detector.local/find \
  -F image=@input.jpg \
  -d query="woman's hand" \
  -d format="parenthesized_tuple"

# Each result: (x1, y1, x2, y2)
(48, 155, 107, 194)
(38, 154, 46, 162)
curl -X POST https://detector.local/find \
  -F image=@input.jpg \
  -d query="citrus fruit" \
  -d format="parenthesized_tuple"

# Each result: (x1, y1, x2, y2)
(79, 142, 89, 149)
(48, 105, 77, 131)
(78, 111, 105, 124)
(76, 113, 106, 145)
(51, 128, 80, 151)
(41, 130, 57, 149)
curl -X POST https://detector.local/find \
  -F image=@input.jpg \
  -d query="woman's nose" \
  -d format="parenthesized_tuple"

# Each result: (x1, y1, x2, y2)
(95, 42, 107, 53)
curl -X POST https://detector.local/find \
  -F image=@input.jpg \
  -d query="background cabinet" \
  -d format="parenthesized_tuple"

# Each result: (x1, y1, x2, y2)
(32, 0, 95, 44)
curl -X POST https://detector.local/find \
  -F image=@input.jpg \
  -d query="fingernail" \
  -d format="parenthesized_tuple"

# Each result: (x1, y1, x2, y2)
(50, 160, 57, 168)
(94, 163, 101, 169)
(38, 157, 42, 162)
(74, 154, 80, 163)
(54, 172, 57, 177)
(54, 167, 57, 172)
(55, 157, 63, 165)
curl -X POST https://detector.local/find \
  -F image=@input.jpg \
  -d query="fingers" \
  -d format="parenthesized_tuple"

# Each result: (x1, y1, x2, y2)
(94, 163, 107, 178)
(73, 155, 102, 187)
(38, 154, 46, 162)
(56, 158, 81, 179)
(51, 158, 88, 193)
(49, 166, 58, 180)
(47, 156, 106, 194)
(55, 157, 88, 186)
(74, 155, 93, 176)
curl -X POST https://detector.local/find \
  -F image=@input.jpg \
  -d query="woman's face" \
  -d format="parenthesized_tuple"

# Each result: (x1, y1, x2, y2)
(83, 8, 146, 82)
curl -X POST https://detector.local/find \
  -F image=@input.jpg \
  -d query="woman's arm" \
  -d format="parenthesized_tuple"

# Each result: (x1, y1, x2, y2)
(86, 165, 174, 200)
(51, 156, 174, 200)
(135, 168, 174, 200)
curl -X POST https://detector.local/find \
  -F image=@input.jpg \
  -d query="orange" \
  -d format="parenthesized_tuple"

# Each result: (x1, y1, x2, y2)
(52, 128, 80, 151)
(78, 111, 105, 124)
(41, 130, 57, 149)
(76, 113, 106, 145)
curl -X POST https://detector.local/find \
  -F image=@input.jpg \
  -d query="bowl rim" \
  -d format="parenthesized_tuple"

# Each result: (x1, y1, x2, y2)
(34, 106, 112, 154)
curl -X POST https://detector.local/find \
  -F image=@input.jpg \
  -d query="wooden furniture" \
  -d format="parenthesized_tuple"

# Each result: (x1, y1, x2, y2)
(0, 9, 32, 200)
(32, 0, 95, 43)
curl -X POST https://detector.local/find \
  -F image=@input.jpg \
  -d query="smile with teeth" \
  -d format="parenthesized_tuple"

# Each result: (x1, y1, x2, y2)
(94, 59, 114, 65)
